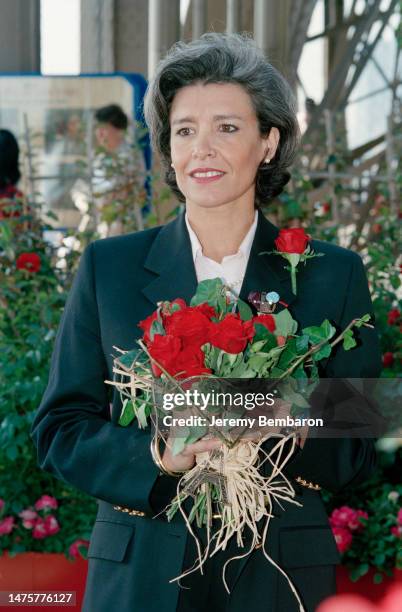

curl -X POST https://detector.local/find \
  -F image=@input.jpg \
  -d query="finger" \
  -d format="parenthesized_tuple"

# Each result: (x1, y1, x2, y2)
(183, 437, 223, 456)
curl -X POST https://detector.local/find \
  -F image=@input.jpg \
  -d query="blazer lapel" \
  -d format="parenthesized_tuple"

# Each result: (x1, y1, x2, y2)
(142, 212, 198, 307)
(142, 208, 298, 312)
(239, 210, 296, 312)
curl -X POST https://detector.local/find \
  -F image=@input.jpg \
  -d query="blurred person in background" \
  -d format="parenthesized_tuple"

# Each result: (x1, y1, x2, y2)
(0, 129, 23, 218)
(90, 103, 146, 237)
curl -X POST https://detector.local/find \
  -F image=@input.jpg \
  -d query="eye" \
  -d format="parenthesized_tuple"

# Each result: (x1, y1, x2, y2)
(219, 124, 238, 133)
(176, 127, 194, 136)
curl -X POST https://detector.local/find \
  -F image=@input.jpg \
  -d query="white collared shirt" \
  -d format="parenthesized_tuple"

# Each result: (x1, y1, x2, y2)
(185, 210, 258, 297)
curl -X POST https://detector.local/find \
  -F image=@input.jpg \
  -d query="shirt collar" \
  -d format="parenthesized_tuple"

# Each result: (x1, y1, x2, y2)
(185, 210, 258, 263)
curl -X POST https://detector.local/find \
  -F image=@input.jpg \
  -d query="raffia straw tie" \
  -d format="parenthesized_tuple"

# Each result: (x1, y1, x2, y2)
(168, 432, 306, 612)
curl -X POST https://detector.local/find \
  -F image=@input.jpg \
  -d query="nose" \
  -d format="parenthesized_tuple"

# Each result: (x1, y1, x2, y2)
(191, 131, 216, 160)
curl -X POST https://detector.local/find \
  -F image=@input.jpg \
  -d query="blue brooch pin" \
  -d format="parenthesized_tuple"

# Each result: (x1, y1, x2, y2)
(248, 290, 280, 314)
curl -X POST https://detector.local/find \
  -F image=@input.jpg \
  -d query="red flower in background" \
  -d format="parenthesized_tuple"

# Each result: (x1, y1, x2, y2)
(274, 228, 310, 254)
(329, 506, 368, 532)
(43, 514, 60, 536)
(69, 538, 89, 559)
(382, 352, 394, 368)
(209, 314, 255, 354)
(347, 509, 368, 531)
(16, 252, 41, 273)
(0, 516, 15, 535)
(32, 518, 47, 539)
(387, 309, 400, 326)
(34, 495, 58, 511)
(19, 508, 38, 529)
(331, 526, 353, 553)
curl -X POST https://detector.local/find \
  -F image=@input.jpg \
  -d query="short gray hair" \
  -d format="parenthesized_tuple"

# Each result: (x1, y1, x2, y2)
(143, 32, 300, 207)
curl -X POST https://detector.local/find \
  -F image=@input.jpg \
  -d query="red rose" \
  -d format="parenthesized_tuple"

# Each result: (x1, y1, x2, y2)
(253, 314, 276, 333)
(138, 311, 159, 343)
(209, 314, 255, 354)
(16, 252, 41, 273)
(164, 307, 212, 348)
(382, 352, 394, 368)
(160, 298, 187, 316)
(387, 309, 400, 326)
(193, 303, 218, 320)
(138, 299, 189, 342)
(274, 228, 310, 254)
(173, 345, 212, 379)
(148, 334, 182, 377)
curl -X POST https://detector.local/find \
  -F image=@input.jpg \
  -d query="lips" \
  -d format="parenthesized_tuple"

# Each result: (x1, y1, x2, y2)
(189, 167, 226, 183)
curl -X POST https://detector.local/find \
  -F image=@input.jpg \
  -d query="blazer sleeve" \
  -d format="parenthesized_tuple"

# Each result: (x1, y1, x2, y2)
(283, 251, 382, 493)
(30, 242, 161, 515)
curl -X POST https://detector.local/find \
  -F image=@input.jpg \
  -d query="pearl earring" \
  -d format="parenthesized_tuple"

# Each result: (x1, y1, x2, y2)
(264, 157, 271, 164)
(171, 162, 175, 168)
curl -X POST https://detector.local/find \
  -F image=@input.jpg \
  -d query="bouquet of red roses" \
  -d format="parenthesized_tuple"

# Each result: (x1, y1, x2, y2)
(106, 276, 371, 598)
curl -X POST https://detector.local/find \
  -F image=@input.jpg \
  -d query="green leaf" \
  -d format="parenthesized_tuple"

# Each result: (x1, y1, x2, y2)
(190, 278, 225, 308)
(343, 329, 357, 350)
(295, 334, 309, 353)
(118, 399, 135, 426)
(248, 353, 269, 372)
(237, 298, 253, 321)
(136, 402, 149, 428)
(373, 572, 383, 584)
(312, 342, 332, 361)
(277, 338, 299, 369)
(149, 319, 165, 341)
(373, 553, 385, 566)
(302, 319, 336, 344)
(118, 348, 143, 370)
(274, 309, 298, 337)
(279, 381, 310, 408)
(358, 563, 369, 577)
(354, 313, 371, 328)
(292, 365, 308, 379)
(253, 323, 274, 343)
(185, 425, 208, 445)
(171, 435, 187, 456)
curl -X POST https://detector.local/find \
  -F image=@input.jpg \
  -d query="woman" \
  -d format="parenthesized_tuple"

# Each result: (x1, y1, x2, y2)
(31, 34, 381, 612)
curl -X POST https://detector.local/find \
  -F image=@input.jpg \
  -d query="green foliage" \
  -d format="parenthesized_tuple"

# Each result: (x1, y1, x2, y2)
(0, 198, 97, 557)
(322, 447, 402, 581)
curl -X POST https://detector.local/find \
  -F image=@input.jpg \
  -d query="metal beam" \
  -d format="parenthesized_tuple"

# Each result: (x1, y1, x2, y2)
(226, 0, 241, 33)
(148, 0, 180, 77)
(192, 0, 207, 39)
(304, 0, 384, 138)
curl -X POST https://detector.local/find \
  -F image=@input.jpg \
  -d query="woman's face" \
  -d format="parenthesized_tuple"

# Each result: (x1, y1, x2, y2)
(169, 82, 279, 212)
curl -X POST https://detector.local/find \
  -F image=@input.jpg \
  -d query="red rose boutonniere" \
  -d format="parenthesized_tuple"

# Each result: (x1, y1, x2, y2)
(261, 228, 323, 295)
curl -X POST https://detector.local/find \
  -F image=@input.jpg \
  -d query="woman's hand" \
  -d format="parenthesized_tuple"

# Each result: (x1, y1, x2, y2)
(162, 436, 223, 473)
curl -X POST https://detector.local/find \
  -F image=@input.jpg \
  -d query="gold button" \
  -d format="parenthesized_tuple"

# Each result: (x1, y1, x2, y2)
(295, 476, 321, 491)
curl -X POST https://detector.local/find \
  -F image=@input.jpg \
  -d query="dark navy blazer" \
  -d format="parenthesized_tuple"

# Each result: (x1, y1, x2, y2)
(31, 210, 382, 612)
